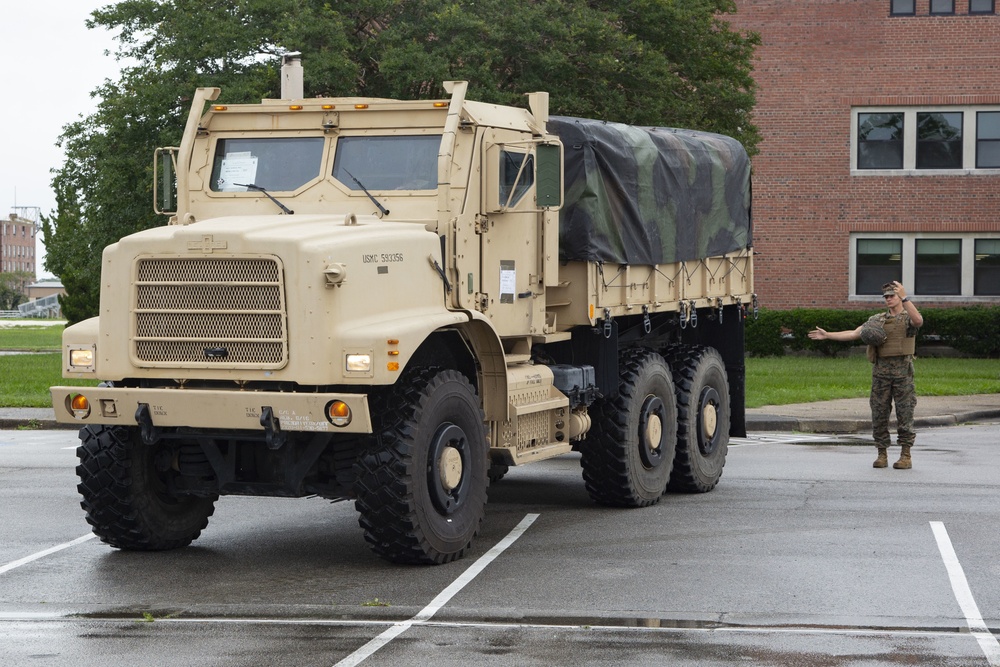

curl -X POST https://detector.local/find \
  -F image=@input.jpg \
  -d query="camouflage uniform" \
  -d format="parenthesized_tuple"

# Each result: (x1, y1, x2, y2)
(867, 311, 920, 449)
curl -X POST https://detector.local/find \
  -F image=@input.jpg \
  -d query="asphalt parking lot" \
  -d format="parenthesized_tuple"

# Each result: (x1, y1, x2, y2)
(1, 424, 998, 666)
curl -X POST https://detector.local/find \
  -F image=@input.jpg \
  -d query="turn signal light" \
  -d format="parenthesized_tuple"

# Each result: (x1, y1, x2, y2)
(69, 394, 91, 419)
(325, 400, 352, 427)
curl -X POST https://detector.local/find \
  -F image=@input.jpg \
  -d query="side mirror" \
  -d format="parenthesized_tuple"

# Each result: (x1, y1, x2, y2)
(154, 147, 179, 215)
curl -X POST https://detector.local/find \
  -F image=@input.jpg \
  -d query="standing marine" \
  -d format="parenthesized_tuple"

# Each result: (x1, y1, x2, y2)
(808, 281, 924, 469)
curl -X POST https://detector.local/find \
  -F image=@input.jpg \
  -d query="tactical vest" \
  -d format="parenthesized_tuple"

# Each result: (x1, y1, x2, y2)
(877, 315, 915, 357)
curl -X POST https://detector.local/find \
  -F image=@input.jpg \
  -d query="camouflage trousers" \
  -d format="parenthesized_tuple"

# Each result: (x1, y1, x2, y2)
(869, 359, 917, 448)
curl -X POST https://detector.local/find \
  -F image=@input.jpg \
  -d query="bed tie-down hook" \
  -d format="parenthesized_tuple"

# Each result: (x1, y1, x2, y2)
(603, 307, 613, 338)
(642, 305, 651, 334)
(716, 297, 725, 324)
(688, 300, 698, 328)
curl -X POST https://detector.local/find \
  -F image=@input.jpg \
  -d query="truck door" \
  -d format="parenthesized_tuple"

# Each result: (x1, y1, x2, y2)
(477, 129, 547, 338)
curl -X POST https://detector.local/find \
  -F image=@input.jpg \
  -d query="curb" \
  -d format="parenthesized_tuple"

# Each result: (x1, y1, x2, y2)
(745, 409, 1000, 434)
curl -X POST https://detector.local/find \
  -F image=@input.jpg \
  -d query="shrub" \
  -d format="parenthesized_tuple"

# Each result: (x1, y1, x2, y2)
(745, 306, 1000, 358)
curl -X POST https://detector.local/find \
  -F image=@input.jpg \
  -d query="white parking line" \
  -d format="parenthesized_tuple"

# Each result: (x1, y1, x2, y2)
(0, 533, 95, 576)
(333, 513, 539, 667)
(931, 521, 1000, 666)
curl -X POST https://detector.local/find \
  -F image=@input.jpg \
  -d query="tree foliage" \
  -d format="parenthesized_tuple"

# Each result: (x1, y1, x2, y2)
(42, 0, 759, 323)
(0, 271, 32, 311)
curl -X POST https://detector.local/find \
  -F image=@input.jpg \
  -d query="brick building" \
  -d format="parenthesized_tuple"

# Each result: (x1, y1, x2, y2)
(1, 213, 37, 279)
(729, 0, 1000, 310)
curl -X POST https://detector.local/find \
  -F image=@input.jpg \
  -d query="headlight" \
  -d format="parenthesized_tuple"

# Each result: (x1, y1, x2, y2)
(68, 347, 96, 372)
(345, 353, 372, 373)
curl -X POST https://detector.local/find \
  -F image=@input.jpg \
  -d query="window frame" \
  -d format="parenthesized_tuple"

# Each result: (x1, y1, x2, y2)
(890, 0, 916, 15)
(929, 0, 956, 14)
(915, 111, 964, 170)
(852, 106, 1000, 174)
(857, 112, 905, 170)
(976, 111, 1000, 168)
(850, 233, 1000, 300)
(969, 0, 995, 13)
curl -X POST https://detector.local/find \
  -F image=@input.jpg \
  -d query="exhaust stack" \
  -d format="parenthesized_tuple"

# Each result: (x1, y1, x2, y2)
(281, 53, 304, 100)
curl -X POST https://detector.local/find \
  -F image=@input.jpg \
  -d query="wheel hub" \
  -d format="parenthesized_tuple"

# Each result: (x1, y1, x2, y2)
(638, 395, 667, 469)
(438, 446, 464, 491)
(427, 422, 468, 515)
(698, 386, 722, 456)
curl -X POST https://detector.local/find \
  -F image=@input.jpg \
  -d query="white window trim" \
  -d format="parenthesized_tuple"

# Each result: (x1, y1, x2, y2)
(849, 231, 1000, 302)
(851, 106, 1000, 175)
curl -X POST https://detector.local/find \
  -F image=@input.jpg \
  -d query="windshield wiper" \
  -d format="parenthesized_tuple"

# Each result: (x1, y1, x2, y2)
(342, 169, 390, 217)
(235, 183, 295, 215)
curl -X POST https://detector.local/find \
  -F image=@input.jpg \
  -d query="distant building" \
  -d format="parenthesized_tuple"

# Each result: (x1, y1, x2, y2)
(1, 211, 38, 280)
(17, 280, 64, 318)
(730, 0, 1000, 310)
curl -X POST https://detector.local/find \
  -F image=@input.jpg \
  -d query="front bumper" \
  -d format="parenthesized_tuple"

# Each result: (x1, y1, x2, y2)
(50, 386, 372, 434)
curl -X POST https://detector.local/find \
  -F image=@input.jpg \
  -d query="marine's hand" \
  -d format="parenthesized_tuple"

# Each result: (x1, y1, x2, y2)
(891, 281, 908, 300)
(808, 327, 827, 340)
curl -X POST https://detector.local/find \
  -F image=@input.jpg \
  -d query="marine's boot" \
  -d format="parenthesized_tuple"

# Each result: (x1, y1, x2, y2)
(873, 447, 889, 468)
(893, 445, 912, 470)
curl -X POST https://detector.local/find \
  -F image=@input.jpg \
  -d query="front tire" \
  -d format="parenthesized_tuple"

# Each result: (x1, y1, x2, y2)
(665, 346, 730, 493)
(580, 348, 677, 507)
(354, 368, 489, 564)
(76, 425, 217, 550)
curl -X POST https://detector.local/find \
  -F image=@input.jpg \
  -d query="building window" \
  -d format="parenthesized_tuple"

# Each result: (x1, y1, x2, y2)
(916, 112, 963, 169)
(852, 234, 1000, 298)
(857, 239, 902, 295)
(891, 0, 916, 14)
(975, 240, 1000, 295)
(977, 111, 1000, 168)
(969, 0, 995, 13)
(858, 113, 904, 169)
(930, 0, 956, 13)
(854, 107, 1000, 172)
(915, 239, 962, 295)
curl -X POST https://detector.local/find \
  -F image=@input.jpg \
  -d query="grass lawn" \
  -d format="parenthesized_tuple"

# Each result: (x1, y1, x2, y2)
(746, 356, 1000, 408)
(2, 324, 998, 409)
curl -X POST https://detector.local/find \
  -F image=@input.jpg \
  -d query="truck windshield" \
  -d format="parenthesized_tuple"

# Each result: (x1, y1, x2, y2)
(333, 135, 440, 191)
(211, 137, 325, 192)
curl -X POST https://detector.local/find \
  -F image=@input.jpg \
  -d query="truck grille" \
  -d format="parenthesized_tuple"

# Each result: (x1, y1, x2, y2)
(133, 257, 288, 367)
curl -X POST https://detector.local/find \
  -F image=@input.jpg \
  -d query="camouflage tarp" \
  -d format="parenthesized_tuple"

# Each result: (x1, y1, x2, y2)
(547, 117, 752, 265)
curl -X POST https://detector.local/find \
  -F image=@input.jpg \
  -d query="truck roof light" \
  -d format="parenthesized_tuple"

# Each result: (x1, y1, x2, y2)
(289, 105, 303, 111)
(354, 104, 369, 110)
(433, 102, 448, 108)
(212, 105, 228, 111)
(322, 104, 335, 110)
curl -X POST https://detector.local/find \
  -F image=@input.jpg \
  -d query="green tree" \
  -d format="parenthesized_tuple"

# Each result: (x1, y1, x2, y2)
(42, 0, 759, 323)
(0, 271, 32, 311)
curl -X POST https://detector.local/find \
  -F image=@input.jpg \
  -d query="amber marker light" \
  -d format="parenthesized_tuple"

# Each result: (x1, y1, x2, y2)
(354, 104, 369, 109)
(322, 104, 335, 110)
(387, 362, 400, 371)
(433, 102, 448, 108)
(212, 105, 228, 111)
(325, 400, 352, 427)
(289, 105, 304, 111)
(69, 394, 91, 419)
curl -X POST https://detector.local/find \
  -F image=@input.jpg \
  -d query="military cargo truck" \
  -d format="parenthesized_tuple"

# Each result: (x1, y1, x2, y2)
(52, 55, 755, 564)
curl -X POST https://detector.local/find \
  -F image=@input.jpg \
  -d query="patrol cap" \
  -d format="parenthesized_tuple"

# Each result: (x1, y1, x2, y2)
(882, 282, 896, 297)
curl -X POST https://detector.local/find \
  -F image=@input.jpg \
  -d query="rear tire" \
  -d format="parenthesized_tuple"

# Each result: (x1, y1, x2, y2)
(354, 367, 489, 564)
(580, 348, 677, 507)
(665, 346, 730, 493)
(76, 425, 217, 550)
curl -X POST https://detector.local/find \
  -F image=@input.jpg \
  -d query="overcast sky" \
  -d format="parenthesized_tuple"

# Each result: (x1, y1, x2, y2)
(2, 3, 122, 276)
